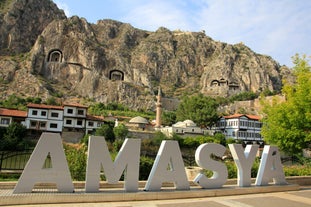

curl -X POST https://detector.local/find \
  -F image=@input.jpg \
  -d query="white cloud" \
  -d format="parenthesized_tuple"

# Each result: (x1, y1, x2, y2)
(54, 0, 71, 17)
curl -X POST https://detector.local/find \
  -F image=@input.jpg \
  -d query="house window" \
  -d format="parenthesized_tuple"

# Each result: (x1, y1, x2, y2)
(40, 122, 46, 128)
(67, 109, 73, 114)
(30, 121, 37, 127)
(41, 111, 47, 116)
(88, 121, 94, 127)
(32, 110, 38, 116)
(51, 112, 59, 118)
(97, 123, 102, 127)
(77, 109, 84, 115)
(77, 119, 83, 126)
(1, 118, 10, 125)
(50, 123, 58, 128)
(66, 119, 72, 125)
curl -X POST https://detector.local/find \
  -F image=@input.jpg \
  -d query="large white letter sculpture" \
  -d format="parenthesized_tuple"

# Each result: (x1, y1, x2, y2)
(255, 145, 287, 186)
(144, 140, 189, 191)
(85, 136, 141, 192)
(13, 133, 74, 193)
(194, 143, 228, 188)
(229, 144, 259, 187)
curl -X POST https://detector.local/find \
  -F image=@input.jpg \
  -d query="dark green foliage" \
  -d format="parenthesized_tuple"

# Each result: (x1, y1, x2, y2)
(95, 122, 115, 142)
(113, 124, 129, 140)
(45, 97, 58, 105)
(152, 131, 169, 145)
(0, 94, 26, 110)
(226, 161, 238, 179)
(88, 102, 129, 116)
(181, 136, 214, 149)
(229, 91, 258, 102)
(161, 111, 177, 126)
(213, 133, 227, 146)
(139, 156, 154, 180)
(0, 94, 42, 110)
(176, 94, 219, 128)
(0, 122, 30, 151)
(25, 97, 42, 104)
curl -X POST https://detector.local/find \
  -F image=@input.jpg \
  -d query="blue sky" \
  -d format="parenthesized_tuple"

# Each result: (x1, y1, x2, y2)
(54, 0, 311, 68)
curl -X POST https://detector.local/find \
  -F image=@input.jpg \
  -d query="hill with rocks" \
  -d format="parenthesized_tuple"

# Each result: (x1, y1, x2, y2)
(0, 0, 292, 111)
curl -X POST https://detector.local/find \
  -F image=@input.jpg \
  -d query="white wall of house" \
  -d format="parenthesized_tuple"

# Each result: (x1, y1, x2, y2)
(63, 117, 85, 128)
(28, 108, 48, 119)
(48, 110, 63, 120)
(47, 120, 63, 132)
(25, 118, 63, 132)
(63, 106, 86, 118)
(26, 108, 64, 132)
(159, 120, 204, 137)
(86, 120, 103, 130)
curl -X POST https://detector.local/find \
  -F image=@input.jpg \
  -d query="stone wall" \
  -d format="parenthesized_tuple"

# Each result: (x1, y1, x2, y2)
(62, 131, 84, 143)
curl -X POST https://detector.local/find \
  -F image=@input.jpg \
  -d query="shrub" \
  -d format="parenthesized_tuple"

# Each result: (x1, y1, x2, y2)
(65, 145, 87, 181)
(284, 164, 311, 176)
(139, 156, 154, 180)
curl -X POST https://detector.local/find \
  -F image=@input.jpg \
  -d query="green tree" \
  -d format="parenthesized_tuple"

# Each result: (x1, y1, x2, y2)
(95, 123, 115, 142)
(161, 111, 176, 126)
(113, 124, 129, 140)
(261, 54, 311, 155)
(45, 97, 58, 105)
(176, 94, 219, 128)
(0, 122, 27, 151)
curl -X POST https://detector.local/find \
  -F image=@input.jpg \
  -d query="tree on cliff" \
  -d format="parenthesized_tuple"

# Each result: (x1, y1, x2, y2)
(176, 94, 219, 128)
(261, 54, 311, 155)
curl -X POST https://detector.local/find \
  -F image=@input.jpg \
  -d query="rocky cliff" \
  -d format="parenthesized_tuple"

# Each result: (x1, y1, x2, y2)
(0, 0, 292, 110)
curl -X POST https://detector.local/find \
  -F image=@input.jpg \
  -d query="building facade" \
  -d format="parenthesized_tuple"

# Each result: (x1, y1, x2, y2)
(63, 103, 88, 132)
(0, 103, 106, 137)
(0, 108, 27, 127)
(26, 103, 64, 132)
(213, 114, 263, 143)
(160, 120, 207, 137)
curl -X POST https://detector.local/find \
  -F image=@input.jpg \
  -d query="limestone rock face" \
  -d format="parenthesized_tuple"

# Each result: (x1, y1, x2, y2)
(0, 0, 66, 55)
(0, 0, 292, 110)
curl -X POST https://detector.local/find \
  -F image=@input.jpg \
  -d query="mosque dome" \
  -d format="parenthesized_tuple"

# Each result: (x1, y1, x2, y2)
(183, 120, 196, 127)
(129, 116, 149, 124)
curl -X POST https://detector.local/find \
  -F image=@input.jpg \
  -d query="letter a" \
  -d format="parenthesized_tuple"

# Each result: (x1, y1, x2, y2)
(255, 145, 287, 186)
(194, 143, 228, 188)
(145, 140, 189, 191)
(13, 133, 74, 193)
(229, 144, 258, 187)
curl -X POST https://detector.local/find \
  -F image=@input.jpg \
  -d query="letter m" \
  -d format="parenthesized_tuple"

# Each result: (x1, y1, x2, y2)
(85, 136, 141, 192)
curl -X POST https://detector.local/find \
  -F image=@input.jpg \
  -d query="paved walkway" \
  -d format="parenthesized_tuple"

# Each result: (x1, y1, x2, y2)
(12, 187, 311, 207)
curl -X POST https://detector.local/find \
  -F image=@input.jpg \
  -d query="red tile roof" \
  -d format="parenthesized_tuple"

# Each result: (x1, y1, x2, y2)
(27, 103, 64, 110)
(223, 114, 261, 120)
(0, 108, 27, 117)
